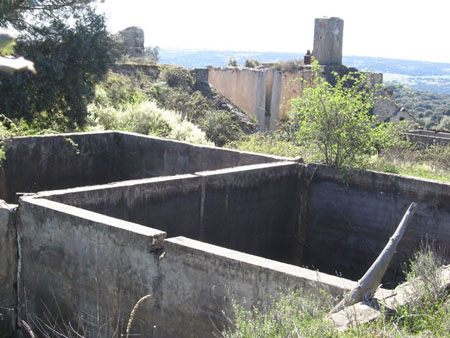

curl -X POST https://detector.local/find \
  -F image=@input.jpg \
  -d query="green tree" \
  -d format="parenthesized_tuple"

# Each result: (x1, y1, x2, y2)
(0, 0, 97, 29)
(0, 9, 119, 128)
(288, 61, 384, 168)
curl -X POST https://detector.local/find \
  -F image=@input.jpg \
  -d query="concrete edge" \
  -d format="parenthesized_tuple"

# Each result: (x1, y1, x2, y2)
(195, 161, 301, 176)
(19, 197, 166, 245)
(33, 174, 200, 199)
(9, 130, 295, 163)
(31, 162, 303, 201)
(166, 236, 357, 292)
(308, 163, 450, 188)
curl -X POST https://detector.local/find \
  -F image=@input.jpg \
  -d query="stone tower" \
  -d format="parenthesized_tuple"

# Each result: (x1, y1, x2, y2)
(119, 26, 145, 58)
(312, 17, 344, 65)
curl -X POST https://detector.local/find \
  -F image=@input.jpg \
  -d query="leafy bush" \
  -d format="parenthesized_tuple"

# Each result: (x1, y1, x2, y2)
(150, 85, 210, 122)
(391, 84, 450, 129)
(244, 59, 260, 68)
(93, 71, 146, 108)
(288, 60, 387, 168)
(89, 101, 211, 145)
(199, 110, 242, 147)
(227, 58, 238, 67)
(161, 66, 195, 92)
(274, 59, 303, 72)
(0, 9, 119, 129)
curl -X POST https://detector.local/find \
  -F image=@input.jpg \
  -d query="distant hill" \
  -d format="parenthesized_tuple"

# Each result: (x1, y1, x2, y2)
(159, 49, 450, 95)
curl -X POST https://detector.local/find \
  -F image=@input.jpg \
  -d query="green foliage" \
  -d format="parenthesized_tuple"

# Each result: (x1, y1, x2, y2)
(288, 60, 385, 168)
(0, 32, 15, 55)
(368, 141, 450, 182)
(391, 84, 450, 129)
(199, 110, 242, 147)
(244, 58, 259, 68)
(0, 9, 119, 128)
(89, 101, 212, 145)
(223, 289, 336, 338)
(0, 0, 97, 30)
(93, 71, 146, 109)
(161, 66, 195, 92)
(151, 84, 210, 122)
(225, 250, 449, 338)
(273, 59, 303, 72)
(227, 133, 302, 158)
(145, 46, 159, 63)
(227, 58, 238, 67)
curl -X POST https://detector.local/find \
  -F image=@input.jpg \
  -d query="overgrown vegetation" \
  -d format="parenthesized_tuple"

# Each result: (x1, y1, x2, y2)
(390, 84, 450, 129)
(224, 249, 450, 338)
(287, 61, 384, 167)
(244, 59, 260, 68)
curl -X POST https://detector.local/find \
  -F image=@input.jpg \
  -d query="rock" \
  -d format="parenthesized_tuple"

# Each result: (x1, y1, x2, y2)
(119, 26, 145, 58)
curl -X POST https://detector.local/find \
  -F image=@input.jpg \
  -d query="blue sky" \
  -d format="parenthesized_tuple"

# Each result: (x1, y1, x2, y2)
(97, 0, 450, 63)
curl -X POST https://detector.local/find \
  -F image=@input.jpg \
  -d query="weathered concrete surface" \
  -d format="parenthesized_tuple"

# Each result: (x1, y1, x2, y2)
(279, 67, 313, 117)
(159, 237, 356, 338)
(208, 67, 268, 130)
(302, 164, 450, 287)
(313, 17, 344, 65)
(406, 130, 450, 145)
(17, 197, 165, 338)
(198, 162, 303, 264)
(117, 132, 289, 179)
(40, 175, 203, 240)
(38, 162, 303, 265)
(0, 132, 286, 203)
(14, 195, 357, 338)
(0, 201, 17, 335)
(0, 132, 123, 203)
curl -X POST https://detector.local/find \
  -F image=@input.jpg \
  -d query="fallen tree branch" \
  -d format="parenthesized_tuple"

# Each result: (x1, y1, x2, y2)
(330, 202, 417, 314)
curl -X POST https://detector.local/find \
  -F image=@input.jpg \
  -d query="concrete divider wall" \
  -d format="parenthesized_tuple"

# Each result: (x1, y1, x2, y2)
(406, 131, 450, 145)
(302, 164, 450, 287)
(17, 197, 166, 337)
(198, 162, 302, 264)
(0, 132, 286, 203)
(117, 132, 288, 180)
(41, 175, 203, 240)
(0, 132, 122, 203)
(159, 237, 355, 338)
(37, 162, 303, 265)
(0, 201, 17, 334)
(208, 67, 267, 130)
(15, 197, 355, 338)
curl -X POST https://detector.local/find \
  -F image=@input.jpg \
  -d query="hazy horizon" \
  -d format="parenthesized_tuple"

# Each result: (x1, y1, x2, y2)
(97, 0, 450, 64)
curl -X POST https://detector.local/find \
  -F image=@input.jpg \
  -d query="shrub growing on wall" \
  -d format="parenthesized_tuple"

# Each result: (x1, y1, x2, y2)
(288, 60, 386, 168)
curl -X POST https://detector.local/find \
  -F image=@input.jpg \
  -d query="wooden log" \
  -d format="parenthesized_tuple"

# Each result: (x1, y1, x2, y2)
(330, 202, 417, 314)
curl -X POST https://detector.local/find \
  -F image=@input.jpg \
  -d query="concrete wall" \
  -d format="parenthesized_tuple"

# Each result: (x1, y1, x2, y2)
(17, 197, 166, 338)
(279, 68, 314, 118)
(406, 130, 450, 145)
(158, 237, 355, 337)
(0, 132, 123, 203)
(15, 196, 354, 338)
(0, 201, 17, 335)
(6, 132, 450, 336)
(302, 164, 450, 287)
(0, 132, 285, 203)
(117, 132, 287, 180)
(38, 162, 303, 265)
(208, 67, 267, 130)
(313, 17, 344, 65)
